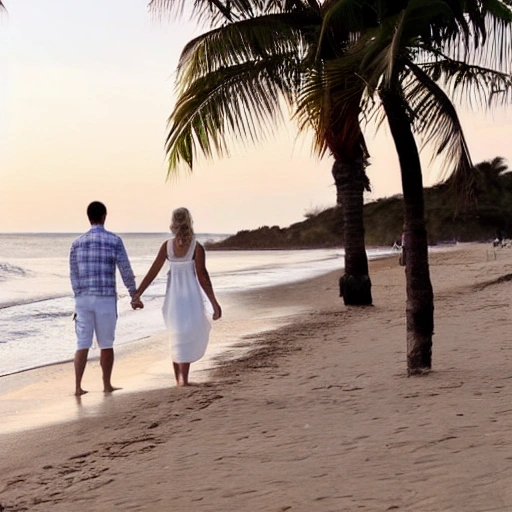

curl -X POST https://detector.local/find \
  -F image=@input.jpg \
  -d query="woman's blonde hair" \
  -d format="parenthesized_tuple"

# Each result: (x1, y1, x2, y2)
(170, 207, 194, 244)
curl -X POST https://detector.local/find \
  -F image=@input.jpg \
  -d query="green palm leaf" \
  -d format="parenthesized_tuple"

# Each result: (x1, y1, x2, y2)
(166, 55, 300, 173)
(176, 13, 313, 89)
(403, 60, 472, 184)
(420, 56, 512, 107)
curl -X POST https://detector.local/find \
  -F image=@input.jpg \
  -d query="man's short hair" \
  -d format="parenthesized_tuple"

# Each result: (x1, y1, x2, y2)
(87, 201, 107, 224)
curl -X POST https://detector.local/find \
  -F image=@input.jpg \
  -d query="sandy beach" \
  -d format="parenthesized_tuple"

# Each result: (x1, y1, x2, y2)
(1, 242, 512, 512)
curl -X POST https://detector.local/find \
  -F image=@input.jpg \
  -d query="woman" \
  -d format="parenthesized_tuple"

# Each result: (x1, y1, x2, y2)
(131, 208, 222, 386)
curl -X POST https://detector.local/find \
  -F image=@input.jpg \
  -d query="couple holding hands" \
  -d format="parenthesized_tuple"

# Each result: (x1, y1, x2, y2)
(70, 202, 221, 396)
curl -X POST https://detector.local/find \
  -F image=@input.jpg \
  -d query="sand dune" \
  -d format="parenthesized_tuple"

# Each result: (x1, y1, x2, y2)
(1, 243, 512, 511)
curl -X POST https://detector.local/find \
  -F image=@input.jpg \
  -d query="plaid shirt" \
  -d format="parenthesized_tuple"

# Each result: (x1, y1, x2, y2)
(70, 225, 136, 297)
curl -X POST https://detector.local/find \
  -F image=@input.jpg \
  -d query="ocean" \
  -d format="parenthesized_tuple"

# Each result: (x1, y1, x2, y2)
(0, 233, 394, 377)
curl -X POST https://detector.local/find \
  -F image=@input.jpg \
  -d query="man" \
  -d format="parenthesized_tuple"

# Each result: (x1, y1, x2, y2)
(70, 201, 142, 396)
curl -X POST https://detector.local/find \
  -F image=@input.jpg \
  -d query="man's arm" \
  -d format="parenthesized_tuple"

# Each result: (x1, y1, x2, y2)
(69, 243, 79, 296)
(116, 239, 137, 296)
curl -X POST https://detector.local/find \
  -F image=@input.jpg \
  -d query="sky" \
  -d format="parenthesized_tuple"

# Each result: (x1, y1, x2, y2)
(1, 1, 511, 234)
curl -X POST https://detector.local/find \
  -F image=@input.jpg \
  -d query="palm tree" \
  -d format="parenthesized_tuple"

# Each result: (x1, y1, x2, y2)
(312, 0, 512, 373)
(473, 157, 510, 196)
(467, 157, 512, 236)
(149, 0, 375, 305)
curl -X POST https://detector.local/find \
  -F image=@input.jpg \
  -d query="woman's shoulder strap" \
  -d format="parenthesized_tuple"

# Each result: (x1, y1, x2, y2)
(166, 239, 173, 259)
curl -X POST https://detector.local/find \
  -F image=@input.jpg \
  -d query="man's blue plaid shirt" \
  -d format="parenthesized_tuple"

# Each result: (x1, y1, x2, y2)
(70, 225, 136, 297)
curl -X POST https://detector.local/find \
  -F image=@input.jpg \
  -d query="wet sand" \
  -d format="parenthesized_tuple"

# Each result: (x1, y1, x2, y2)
(0, 292, 306, 435)
(1, 243, 512, 511)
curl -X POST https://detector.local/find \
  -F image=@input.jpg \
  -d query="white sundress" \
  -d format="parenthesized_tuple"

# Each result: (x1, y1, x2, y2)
(162, 237, 211, 363)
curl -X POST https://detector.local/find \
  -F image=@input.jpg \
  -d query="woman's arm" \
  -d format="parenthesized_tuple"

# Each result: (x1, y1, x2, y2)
(131, 241, 168, 307)
(195, 243, 222, 320)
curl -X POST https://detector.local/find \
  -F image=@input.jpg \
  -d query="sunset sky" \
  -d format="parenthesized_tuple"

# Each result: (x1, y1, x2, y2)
(1, 1, 511, 234)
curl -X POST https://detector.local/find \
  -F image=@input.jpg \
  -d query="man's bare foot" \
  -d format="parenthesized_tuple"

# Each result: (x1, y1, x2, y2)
(75, 388, 88, 397)
(103, 386, 122, 393)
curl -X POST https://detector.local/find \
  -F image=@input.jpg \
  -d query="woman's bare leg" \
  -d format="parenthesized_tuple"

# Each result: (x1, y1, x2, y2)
(178, 363, 191, 386)
(172, 362, 180, 386)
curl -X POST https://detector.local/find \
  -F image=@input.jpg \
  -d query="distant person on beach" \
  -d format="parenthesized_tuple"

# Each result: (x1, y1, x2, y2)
(132, 207, 222, 386)
(399, 231, 406, 266)
(70, 201, 141, 397)
(493, 230, 504, 247)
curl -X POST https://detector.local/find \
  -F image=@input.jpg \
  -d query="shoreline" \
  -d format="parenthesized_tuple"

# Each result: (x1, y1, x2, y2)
(0, 248, 400, 381)
(0, 248, 441, 435)
(2, 243, 512, 511)
(1, 242, 354, 377)
(0, 264, 332, 434)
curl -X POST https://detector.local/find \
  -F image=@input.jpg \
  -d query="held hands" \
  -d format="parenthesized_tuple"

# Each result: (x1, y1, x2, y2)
(131, 294, 144, 310)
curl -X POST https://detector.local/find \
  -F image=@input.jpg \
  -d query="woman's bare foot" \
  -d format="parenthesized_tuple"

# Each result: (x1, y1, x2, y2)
(103, 385, 122, 393)
(75, 388, 88, 397)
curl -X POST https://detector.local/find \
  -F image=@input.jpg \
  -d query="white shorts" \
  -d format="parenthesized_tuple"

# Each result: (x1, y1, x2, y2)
(74, 295, 117, 350)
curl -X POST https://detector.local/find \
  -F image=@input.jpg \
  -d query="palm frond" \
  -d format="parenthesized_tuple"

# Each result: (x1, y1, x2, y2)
(353, 14, 406, 92)
(419, 55, 512, 108)
(176, 12, 314, 89)
(470, 12, 512, 73)
(403, 59, 473, 201)
(296, 54, 367, 158)
(148, 0, 250, 25)
(377, 0, 470, 86)
(319, 0, 378, 58)
(148, 0, 318, 25)
(475, 156, 510, 177)
(436, 5, 512, 73)
(165, 56, 299, 174)
(295, 65, 335, 156)
(383, 5, 408, 86)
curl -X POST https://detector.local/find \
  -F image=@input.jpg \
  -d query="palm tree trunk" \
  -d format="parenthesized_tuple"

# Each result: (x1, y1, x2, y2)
(380, 89, 434, 375)
(332, 159, 372, 306)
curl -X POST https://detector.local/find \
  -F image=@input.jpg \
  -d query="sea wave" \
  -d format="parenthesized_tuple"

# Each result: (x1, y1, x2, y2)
(0, 262, 31, 281)
(0, 293, 72, 310)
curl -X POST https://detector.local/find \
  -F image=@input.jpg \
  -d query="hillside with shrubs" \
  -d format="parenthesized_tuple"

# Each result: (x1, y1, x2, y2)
(207, 158, 512, 250)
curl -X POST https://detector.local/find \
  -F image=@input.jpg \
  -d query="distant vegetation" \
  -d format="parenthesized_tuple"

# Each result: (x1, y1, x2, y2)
(207, 158, 512, 250)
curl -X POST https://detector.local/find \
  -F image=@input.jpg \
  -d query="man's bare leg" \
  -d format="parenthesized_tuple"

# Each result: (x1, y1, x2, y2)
(178, 363, 191, 386)
(74, 348, 89, 396)
(100, 348, 121, 393)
